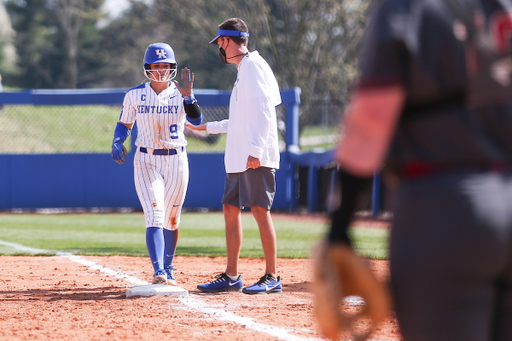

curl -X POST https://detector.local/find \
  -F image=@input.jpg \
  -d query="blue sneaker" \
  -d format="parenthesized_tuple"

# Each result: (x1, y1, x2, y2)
(243, 274, 282, 294)
(197, 273, 243, 293)
(152, 269, 168, 285)
(164, 265, 177, 286)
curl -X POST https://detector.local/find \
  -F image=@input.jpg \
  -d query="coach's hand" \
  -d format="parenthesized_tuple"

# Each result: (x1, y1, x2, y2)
(185, 122, 207, 131)
(112, 141, 127, 165)
(247, 155, 261, 169)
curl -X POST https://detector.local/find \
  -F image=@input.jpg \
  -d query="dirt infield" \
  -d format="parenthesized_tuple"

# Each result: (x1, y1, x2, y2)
(0, 254, 400, 340)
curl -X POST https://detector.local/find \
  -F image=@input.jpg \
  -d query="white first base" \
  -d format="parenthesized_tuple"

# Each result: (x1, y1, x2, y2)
(126, 284, 189, 297)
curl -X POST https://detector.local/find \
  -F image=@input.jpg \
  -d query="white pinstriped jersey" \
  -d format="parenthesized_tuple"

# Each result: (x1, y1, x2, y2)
(119, 82, 187, 149)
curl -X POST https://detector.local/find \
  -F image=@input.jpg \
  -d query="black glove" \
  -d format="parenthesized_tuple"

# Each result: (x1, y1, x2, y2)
(328, 169, 372, 245)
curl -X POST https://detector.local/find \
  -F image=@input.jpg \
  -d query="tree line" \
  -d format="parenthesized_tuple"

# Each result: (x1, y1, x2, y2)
(1, 0, 375, 107)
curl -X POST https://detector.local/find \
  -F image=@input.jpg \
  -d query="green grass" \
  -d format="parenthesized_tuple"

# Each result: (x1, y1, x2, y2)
(0, 212, 388, 259)
(299, 125, 339, 151)
(300, 125, 339, 137)
(349, 225, 389, 260)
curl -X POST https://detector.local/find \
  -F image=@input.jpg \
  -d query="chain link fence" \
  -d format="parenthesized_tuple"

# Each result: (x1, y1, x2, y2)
(0, 98, 342, 154)
(298, 99, 344, 151)
(0, 104, 122, 154)
(0, 103, 288, 154)
(186, 104, 288, 153)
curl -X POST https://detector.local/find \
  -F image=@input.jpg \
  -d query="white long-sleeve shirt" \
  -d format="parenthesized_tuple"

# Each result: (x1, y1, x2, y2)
(207, 51, 281, 174)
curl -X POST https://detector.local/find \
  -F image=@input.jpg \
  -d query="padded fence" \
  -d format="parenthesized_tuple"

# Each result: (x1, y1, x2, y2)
(0, 87, 379, 214)
(0, 87, 335, 212)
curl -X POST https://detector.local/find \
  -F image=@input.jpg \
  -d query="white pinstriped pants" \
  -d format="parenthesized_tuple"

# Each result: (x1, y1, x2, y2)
(134, 149, 189, 230)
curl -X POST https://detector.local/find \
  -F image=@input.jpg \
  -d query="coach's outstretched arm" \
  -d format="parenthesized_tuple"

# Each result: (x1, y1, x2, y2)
(185, 123, 207, 131)
(174, 67, 203, 126)
(185, 119, 229, 134)
(111, 122, 133, 165)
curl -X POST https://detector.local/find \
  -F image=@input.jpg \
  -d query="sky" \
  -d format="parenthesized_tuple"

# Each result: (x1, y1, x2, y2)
(100, 0, 131, 19)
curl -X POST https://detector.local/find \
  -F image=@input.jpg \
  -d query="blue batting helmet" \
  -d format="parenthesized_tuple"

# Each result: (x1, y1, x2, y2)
(143, 42, 177, 82)
(143, 42, 177, 67)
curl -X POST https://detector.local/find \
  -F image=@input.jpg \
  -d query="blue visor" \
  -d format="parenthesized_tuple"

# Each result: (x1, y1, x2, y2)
(209, 29, 250, 44)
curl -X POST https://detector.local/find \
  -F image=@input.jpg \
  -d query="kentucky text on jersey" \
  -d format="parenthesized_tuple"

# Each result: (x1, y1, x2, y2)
(137, 105, 180, 114)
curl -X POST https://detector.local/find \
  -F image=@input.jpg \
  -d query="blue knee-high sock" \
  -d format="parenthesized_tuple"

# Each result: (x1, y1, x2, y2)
(163, 228, 178, 268)
(146, 227, 165, 272)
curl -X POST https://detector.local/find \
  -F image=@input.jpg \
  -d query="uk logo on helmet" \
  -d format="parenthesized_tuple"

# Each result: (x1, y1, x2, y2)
(156, 49, 167, 59)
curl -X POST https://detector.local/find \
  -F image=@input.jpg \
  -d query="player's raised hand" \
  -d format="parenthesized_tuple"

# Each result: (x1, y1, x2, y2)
(174, 67, 194, 96)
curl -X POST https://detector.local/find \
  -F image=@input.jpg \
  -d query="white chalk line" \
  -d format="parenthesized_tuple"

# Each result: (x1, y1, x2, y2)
(0, 239, 386, 341)
(0, 240, 48, 254)
(0, 240, 149, 286)
(56, 252, 149, 286)
(175, 297, 323, 341)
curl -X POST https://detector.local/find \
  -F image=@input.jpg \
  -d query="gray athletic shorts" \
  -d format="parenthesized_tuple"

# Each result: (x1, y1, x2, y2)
(222, 167, 276, 210)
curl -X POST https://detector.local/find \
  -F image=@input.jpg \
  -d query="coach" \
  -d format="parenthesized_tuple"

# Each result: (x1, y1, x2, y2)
(189, 18, 283, 295)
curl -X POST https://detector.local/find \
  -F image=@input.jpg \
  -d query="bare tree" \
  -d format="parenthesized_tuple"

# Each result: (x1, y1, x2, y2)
(49, 0, 102, 88)
(245, 0, 372, 104)
(0, 2, 17, 73)
(152, 0, 373, 104)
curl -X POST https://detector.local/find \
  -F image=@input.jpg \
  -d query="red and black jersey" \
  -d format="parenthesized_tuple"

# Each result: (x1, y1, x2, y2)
(357, 0, 512, 174)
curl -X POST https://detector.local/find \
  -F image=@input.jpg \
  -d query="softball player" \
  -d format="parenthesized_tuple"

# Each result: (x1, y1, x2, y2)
(322, 0, 512, 339)
(111, 42, 203, 285)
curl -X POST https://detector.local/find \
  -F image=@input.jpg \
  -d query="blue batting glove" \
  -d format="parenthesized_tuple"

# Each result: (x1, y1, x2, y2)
(112, 139, 127, 165)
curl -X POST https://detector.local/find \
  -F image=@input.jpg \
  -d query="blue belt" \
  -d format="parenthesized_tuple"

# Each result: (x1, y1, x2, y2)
(139, 147, 182, 155)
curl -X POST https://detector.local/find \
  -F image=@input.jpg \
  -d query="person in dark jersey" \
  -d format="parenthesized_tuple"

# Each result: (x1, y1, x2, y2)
(323, 0, 512, 339)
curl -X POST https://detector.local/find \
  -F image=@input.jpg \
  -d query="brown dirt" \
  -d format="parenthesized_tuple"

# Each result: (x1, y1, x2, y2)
(0, 255, 400, 341)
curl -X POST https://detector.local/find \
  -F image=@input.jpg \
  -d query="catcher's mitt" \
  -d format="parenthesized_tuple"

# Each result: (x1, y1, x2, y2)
(312, 240, 391, 341)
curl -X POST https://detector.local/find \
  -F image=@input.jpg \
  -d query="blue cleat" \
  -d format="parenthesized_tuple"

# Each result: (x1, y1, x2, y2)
(197, 273, 243, 293)
(242, 274, 282, 294)
(164, 265, 177, 286)
(152, 269, 168, 285)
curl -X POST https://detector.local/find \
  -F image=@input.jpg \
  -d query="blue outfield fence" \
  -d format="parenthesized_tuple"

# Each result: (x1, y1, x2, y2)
(0, 87, 381, 214)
